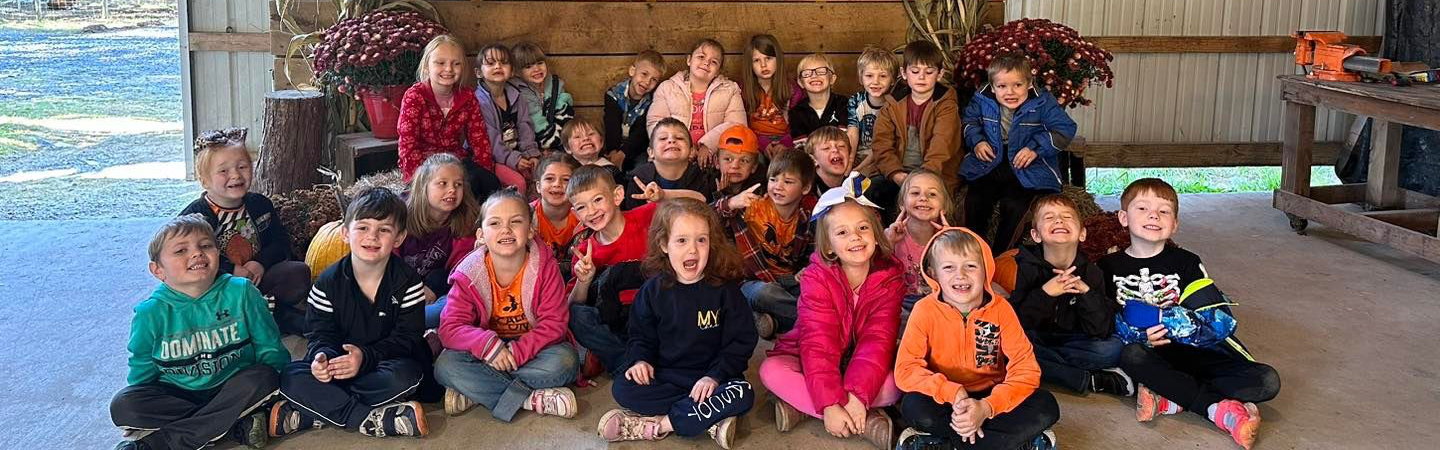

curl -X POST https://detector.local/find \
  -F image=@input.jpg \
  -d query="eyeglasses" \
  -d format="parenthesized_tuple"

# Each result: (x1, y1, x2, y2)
(800, 67, 834, 78)
(193, 128, 247, 154)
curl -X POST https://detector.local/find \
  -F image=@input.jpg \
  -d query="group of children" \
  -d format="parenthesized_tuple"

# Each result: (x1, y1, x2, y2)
(110, 33, 1282, 450)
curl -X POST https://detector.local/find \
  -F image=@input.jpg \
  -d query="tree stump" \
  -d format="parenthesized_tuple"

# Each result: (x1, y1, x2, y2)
(256, 90, 327, 196)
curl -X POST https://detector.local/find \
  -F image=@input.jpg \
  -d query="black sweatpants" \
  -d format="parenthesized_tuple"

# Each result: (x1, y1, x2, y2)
(462, 159, 503, 204)
(1119, 343, 1281, 415)
(110, 364, 278, 450)
(963, 164, 1050, 253)
(611, 372, 755, 437)
(278, 358, 424, 430)
(898, 389, 1059, 450)
(257, 260, 311, 335)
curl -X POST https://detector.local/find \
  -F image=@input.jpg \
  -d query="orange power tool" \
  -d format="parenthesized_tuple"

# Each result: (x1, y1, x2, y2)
(1292, 30, 1392, 82)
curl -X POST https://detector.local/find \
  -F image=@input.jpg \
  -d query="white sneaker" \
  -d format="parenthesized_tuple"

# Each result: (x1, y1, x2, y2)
(444, 387, 475, 416)
(527, 387, 577, 418)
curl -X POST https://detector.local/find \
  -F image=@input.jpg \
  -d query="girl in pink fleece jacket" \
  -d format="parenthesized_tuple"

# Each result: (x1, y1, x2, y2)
(760, 178, 905, 449)
(647, 38, 747, 169)
(433, 190, 579, 422)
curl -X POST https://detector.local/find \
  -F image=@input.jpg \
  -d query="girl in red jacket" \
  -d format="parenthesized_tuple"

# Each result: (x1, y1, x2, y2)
(760, 174, 905, 449)
(397, 35, 500, 201)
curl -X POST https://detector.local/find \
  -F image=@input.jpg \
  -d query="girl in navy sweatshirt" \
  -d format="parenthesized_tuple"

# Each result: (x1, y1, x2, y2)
(598, 198, 758, 449)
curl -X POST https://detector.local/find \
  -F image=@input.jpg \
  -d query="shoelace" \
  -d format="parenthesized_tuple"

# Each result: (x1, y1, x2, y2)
(621, 416, 659, 440)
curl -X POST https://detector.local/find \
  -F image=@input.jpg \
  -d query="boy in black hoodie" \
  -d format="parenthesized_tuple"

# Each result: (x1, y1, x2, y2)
(1009, 194, 1130, 396)
(268, 188, 434, 440)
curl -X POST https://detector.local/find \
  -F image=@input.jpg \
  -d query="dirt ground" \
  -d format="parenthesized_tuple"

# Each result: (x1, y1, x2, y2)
(3, 192, 1439, 449)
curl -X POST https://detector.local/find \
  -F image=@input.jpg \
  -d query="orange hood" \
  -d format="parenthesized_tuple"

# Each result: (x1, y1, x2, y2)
(919, 226, 999, 304)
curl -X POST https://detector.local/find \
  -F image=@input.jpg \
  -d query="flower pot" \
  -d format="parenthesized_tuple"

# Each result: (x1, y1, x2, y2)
(361, 85, 408, 139)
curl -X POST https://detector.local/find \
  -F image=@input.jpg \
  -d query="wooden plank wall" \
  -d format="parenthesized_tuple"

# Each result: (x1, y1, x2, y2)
(184, 0, 272, 178)
(269, 0, 1006, 122)
(1006, 0, 1385, 146)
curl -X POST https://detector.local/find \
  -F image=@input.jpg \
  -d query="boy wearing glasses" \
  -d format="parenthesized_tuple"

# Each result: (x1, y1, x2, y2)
(788, 53, 850, 149)
(871, 41, 963, 192)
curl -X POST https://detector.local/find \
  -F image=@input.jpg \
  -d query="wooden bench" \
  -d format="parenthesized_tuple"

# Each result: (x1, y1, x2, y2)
(334, 132, 397, 185)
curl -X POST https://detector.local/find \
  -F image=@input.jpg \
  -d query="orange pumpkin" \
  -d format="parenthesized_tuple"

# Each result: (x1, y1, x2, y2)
(304, 220, 349, 281)
(993, 248, 1020, 294)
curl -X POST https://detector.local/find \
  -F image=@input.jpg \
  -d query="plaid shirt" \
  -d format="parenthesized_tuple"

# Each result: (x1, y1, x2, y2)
(714, 194, 814, 283)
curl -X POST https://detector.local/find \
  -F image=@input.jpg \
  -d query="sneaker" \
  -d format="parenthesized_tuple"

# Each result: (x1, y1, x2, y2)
(896, 427, 945, 450)
(1136, 384, 1182, 422)
(358, 401, 428, 438)
(113, 441, 151, 450)
(860, 409, 893, 449)
(1030, 429, 1058, 450)
(581, 351, 605, 380)
(1090, 368, 1135, 396)
(528, 387, 578, 418)
(444, 387, 475, 416)
(1212, 400, 1261, 449)
(708, 416, 737, 449)
(229, 410, 268, 448)
(754, 312, 776, 340)
(597, 408, 667, 442)
(268, 400, 321, 438)
(773, 398, 804, 432)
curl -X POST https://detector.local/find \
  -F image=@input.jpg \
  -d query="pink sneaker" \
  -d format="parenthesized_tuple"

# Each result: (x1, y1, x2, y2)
(1136, 384, 1182, 422)
(597, 409, 667, 442)
(1212, 400, 1261, 449)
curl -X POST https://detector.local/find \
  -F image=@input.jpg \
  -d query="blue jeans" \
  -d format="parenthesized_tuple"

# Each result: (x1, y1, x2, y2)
(433, 343, 578, 421)
(1026, 330, 1125, 393)
(568, 303, 627, 375)
(425, 296, 448, 329)
(740, 277, 799, 334)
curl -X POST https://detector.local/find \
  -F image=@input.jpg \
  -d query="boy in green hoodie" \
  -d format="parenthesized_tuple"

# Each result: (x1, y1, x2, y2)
(110, 214, 290, 450)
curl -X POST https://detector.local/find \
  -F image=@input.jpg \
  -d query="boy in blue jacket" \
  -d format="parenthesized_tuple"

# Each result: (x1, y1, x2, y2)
(960, 55, 1077, 252)
(111, 214, 289, 450)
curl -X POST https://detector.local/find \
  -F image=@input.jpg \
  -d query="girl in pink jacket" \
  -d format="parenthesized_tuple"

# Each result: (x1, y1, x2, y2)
(646, 38, 747, 168)
(760, 175, 905, 449)
(433, 190, 579, 422)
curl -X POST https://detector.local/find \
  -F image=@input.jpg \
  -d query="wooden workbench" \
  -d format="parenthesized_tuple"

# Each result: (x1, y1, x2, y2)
(1274, 75, 1440, 262)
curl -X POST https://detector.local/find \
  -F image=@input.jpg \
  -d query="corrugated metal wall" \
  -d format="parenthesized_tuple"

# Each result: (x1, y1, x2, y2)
(1005, 0, 1385, 143)
(181, 0, 272, 177)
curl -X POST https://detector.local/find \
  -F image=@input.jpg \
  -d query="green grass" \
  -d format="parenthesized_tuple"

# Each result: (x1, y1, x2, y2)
(1087, 167, 1344, 195)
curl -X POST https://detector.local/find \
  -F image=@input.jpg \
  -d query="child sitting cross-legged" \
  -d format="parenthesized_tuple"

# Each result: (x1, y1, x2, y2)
(715, 148, 816, 339)
(871, 40, 962, 192)
(760, 174, 903, 449)
(1103, 178, 1280, 450)
(397, 35, 500, 200)
(110, 215, 289, 450)
(788, 53, 849, 147)
(531, 154, 581, 262)
(598, 198, 758, 449)
(848, 45, 899, 176)
(565, 166, 658, 377)
(648, 38, 746, 169)
(269, 188, 434, 440)
(894, 227, 1059, 450)
(742, 34, 799, 155)
(475, 42, 541, 195)
(434, 190, 579, 421)
(181, 127, 311, 335)
(604, 50, 665, 172)
(625, 117, 719, 209)
(1009, 194, 1130, 396)
(398, 153, 480, 330)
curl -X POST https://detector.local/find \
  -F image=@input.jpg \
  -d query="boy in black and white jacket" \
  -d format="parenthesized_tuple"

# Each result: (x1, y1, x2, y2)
(268, 188, 435, 440)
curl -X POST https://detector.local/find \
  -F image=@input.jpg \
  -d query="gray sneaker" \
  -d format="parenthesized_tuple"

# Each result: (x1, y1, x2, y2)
(358, 401, 428, 438)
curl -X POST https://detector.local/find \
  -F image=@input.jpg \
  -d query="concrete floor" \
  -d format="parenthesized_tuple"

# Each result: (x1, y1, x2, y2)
(5, 193, 1439, 449)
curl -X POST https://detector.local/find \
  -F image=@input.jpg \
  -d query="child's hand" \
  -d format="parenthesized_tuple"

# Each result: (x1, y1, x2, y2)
(695, 144, 715, 168)
(1042, 267, 1078, 297)
(726, 184, 763, 210)
(974, 142, 996, 162)
(488, 345, 517, 372)
(764, 141, 788, 158)
(843, 393, 867, 432)
(1013, 148, 1037, 169)
(571, 243, 595, 285)
(310, 353, 332, 383)
(950, 398, 990, 442)
(625, 361, 654, 385)
(329, 344, 365, 380)
(606, 150, 626, 167)
(517, 157, 537, 172)
(884, 210, 908, 243)
(631, 177, 664, 203)
(822, 404, 858, 438)
(689, 376, 718, 403)
(243, 261, 266, 284)
(953, 389, 970, 404)
(423, 286, 438, 305)
(1068, 277, 1090, 294)
(890, 171, 909, 185)
(1145, 325, 1172, 347)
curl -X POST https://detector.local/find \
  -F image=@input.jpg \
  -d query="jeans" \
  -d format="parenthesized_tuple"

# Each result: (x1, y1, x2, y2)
(110, 365, 278, 450)
(1119, 343, 1281, 415)
(433, 343, 578, 421)
(425, 296, 449, 330)
(898, 389, 1059, 449)
(568, 303, 627, 375)
(278, 358, 424, 430)
(740, 277, 800, 334)
(1026, 330, 1125, 393)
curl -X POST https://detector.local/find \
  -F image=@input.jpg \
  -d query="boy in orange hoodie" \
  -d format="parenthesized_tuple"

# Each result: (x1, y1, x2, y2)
(894, 227, 1058, 450)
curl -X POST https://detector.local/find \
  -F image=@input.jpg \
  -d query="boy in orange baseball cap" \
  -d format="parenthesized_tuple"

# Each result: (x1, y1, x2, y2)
(714, 125, 767, 199)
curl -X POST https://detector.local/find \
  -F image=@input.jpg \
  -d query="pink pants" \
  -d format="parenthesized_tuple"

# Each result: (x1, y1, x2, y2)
(758, 354, 902, 419)
(494, 164, 528, 196)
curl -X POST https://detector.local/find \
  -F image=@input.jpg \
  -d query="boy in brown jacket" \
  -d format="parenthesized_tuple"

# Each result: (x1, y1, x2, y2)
(871, 41, 963, 192)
